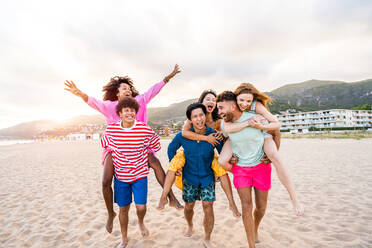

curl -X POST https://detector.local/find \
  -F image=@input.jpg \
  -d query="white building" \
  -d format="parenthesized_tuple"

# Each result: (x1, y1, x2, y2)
(276, 109, 372, 133)
(66, 133, 87, 141)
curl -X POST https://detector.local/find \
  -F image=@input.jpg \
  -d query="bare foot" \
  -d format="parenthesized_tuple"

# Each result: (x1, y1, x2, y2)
(156, 197, 168, 210)
(202, 239, 216, 248)
(255, 232, 261, 243)
(184, 225, 193, 237)
(169, 198, 184, 210)
(139, 223, 149, 237)
(106, 212, 117, 233)
(229, 204, 241, 218)
(294, 203, 305, 216)
(118, 238, 128, 248)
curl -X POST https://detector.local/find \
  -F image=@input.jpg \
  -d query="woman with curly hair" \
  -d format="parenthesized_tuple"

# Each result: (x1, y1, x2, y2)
(64, 65, 183, 234)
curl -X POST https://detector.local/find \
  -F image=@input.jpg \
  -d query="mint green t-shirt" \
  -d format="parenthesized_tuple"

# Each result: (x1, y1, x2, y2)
(221, 111, 265, 167)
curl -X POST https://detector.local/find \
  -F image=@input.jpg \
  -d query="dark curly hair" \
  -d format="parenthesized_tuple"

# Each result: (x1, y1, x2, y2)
(198, 90, 220, 121)
(102, 76, 139, 101)
(116, 97, 140, 116)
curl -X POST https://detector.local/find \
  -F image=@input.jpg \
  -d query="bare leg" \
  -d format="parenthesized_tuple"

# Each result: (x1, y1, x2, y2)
(157, 170, 176, 210)
(253, 187, 269, 243)
(218, 139, 234, 171)
(237, 187, 255, 248)
(264, 138, 304, 216)
(219, 174, 241, 218)
(118, 205, 130, 247)
(148, 153, 183, 210)
(136, 204, 149, 237)
(102, 153, 116, 233)
(184, 202, 195, 237)
(202, 201, 216, 248)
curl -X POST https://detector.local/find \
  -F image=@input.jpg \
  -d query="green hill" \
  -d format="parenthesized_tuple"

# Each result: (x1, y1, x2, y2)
(1, 79, 371, 138)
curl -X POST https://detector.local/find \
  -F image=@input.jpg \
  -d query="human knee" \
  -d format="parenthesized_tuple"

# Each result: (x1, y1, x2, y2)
(202, 201, 213, 210)
(185, 203, 195, 211)
(136, 205, 146, 214)
(218, 156, 228, 166)
(241, 201, 253, 212)
(120, 205, 130, 214)
(255, 204, 267, 215)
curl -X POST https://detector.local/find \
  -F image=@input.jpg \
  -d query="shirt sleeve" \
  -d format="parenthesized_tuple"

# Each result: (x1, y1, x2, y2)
(139, 81, 166, 104)
(87, 96, 115, 119)
(220, 120, 228, 137)
(149, 131, 161, 153)
(167, 132, 182, 162)
(216, 138, 224, 154)
(101, 132, 111, 149)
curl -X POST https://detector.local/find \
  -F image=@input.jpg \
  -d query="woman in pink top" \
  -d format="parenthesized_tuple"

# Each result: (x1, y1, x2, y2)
(64, 65, 182, 233)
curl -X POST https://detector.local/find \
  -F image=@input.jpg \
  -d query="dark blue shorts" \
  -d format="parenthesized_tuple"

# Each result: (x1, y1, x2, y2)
(114, 177, 148, 207)
(182, 179, 215, 203)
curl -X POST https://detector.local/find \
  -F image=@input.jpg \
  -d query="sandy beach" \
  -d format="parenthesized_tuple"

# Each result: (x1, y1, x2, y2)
(0, 138, 371, 248)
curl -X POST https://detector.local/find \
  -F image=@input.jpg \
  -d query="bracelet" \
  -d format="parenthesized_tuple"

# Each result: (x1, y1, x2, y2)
(164, 76, 169, 83)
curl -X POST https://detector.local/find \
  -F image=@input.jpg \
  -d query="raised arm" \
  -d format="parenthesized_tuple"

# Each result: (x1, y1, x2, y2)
(181, 120, 221, 146)
(65, 80, 115, 119)
(64, 80, 88, 102)
(142, 64, 181, 104)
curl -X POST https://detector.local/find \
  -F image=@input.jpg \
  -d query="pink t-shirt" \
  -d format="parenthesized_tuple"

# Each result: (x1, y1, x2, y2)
(87, 80, 165, 124)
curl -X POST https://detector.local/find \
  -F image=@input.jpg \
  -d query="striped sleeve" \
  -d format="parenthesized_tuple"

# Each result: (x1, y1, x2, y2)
(101, 132, 110, 148)
(149, 130, 161, 153)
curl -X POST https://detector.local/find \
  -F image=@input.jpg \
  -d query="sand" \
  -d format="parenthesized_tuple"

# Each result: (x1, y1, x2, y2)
(0, 139, 371, 248)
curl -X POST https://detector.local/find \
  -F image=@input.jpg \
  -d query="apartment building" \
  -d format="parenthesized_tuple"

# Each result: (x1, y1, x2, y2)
(276, 109, 372, 133)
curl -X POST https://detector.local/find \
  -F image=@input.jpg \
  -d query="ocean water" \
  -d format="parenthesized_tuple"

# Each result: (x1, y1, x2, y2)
(0, 139, 35, 146)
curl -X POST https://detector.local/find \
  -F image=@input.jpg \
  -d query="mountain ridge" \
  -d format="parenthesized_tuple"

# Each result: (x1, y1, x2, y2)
(1, 79, 371, 138)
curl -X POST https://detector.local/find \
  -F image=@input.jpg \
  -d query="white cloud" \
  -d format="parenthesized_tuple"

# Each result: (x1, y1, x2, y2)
(1, 0, 372, 128)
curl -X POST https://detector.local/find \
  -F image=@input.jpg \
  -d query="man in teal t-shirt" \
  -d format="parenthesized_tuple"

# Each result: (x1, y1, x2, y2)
(217, 91, 271, 248)
(220, 110, 265, 167)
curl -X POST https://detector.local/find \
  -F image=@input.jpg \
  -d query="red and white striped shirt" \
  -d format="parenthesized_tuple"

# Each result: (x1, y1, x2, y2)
(101, 120, 161, 183)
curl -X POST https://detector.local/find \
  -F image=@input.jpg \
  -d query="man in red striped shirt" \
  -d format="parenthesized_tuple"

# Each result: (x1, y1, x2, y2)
(101, 97, 161, 248)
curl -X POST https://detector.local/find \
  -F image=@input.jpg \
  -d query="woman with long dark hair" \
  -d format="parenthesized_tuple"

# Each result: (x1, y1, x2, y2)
(157, 89, 241, 218)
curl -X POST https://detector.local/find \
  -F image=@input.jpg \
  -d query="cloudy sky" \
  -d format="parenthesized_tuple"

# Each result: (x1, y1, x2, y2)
(1, 0, 372, 129)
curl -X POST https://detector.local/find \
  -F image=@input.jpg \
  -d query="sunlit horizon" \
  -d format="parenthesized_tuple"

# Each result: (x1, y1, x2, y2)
(1, 0, 372, 130)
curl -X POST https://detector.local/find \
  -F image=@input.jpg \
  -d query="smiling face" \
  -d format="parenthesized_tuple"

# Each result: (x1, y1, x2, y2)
(217, 101, 235, 122)
(119, 107, 136, 125)
(190, 108, 206, 130)
(236, 93, 254, 111)
(117, 83, 133, 100)
(202, 93, 216, 113)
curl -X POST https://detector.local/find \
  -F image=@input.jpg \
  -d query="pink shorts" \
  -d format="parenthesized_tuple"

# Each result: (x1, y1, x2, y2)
(232, 162, 272, 191)
(101, 147, 156, 166)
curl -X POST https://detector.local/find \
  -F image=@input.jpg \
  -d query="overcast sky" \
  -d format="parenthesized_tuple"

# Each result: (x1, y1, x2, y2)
(1, 0, 372, 129)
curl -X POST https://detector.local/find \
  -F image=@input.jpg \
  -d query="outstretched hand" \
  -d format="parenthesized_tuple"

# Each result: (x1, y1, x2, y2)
(164, 64, 181, 82)
(64, 80, 88, 102)
(64, 80, 82, 97)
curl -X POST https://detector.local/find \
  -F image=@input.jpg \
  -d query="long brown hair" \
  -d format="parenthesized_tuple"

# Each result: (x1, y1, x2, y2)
(198, 89, 220, 121)
(102, 76, 139, 101)
(234, 83, 272, 108)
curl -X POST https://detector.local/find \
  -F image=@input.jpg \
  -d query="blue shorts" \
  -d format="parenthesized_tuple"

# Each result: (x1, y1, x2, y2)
(182, 179, 215, 203)
(114, 177, 148, 207)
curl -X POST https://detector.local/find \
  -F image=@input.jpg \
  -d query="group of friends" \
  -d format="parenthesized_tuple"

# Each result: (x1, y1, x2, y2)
(64, 65, 304, 248)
